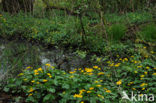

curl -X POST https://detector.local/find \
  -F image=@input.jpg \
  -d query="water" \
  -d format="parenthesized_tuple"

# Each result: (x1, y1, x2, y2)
(0, 38, 90, 80)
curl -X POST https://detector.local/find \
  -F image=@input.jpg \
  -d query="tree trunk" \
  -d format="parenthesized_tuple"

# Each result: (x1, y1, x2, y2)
(2, 0, 34, 13)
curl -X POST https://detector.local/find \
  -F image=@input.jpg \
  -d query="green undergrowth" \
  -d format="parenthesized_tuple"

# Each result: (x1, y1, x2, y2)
(0, 12, 155, 54)
(1, 50, 156, 103)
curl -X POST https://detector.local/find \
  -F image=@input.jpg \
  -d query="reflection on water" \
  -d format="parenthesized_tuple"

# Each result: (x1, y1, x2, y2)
(0, 38, 89, 80)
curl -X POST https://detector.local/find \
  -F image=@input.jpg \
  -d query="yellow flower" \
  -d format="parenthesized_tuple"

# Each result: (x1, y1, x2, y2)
(34, 70, 38, 73)
(73, 94, 83, 98)
(45, 63, 51, 67)
(98, 72, 104, 75)
(98, 67, 101, 70)
(115, 63, 121, 67)
(137, 66, 142, 68)
(88, 73, 93, 75)
(104, 88, 107, 90)
(146, 66, 150, 69)
(100, 80, 103, 82)
(79, 89, 86, 94)
(144, 72, 147, 75)
(128, 82, 133, 86)
(34, 72, 39, 75)
(109, 63, 114, 67)
(97, 58, 102, 62)
(116, 80, 122, 85)
(93, 66, 98, 69)
(47, 73, 51, 76)
(28, 93, 33, 96)
(36, 82, 40, 84)
(134, 71, 138, 73)
(51, 66, 55, 69)
(42, 79, 48, 82)
(38, 68, 42, 71)
(89, 87, 94, 90)
(97, 94, 104, 99)
(134, 61, 138, 64)
(140, 75, 145, 78)
(26, 66, 32, 70)
(144, 55, 148, 58)
(142, 88, 145, 90)
(131, 56, 134, 58)
(18, 73, 24, 76)
(85, 68, 93, 73)
(69, 71, 76, 74)
(144, 46, 146, 49)
(107, 61, 111, 63)
(106, 90, 111, 93)
(96, 85, 101, 87)
(140, 83, 147, 87)
(23, 78, 27, 81)
(150, 51, 154, 54)
(94, 81, 99, 83)
(81, 70, 84, 73)
(31, 80, 35, 83)
(70, 76, 74, 78)
(152, 73, 156, 75)
(132, 88, 136, 90)
(124, 58, 128, 61)
(87, 91, 91, 93)
(81, 101, 84, 103)
(28, 88, 34, 92)
(78, 68, 82, 70)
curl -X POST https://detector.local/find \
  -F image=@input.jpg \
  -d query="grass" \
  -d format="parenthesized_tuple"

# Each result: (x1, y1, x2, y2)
(107, 24, 127, 42)
(104, 11, 153, 24)
(138, 23, 156, 41)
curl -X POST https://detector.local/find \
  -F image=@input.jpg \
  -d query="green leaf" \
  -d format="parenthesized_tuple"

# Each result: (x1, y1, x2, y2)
(43, 94, 53, 103)
(47, 88, 56, 93)
(3, 87, 9, 92)
(62, 84, 70, 89)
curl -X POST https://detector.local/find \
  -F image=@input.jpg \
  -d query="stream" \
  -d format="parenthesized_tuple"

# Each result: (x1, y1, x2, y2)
(0, 38, 92, 80)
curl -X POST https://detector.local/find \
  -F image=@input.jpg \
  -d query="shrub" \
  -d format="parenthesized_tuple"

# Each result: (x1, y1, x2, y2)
(107, 24, 127, 42)
(138, 23, 156, 41)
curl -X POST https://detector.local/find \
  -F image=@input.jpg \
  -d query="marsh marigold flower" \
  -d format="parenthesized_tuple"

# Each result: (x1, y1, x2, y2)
(93, 66, 98, 69)
(98, 72, 104, 75)
(106, 90, 111, 93)
(18, 73, 24, 76)
(28, 88, 34, 92)
(28, 93, 33, 96)
(38, 68, 42, 71)
(31, 80, 35, 83)
(73, 94, 82, 98)
(89, 87, 94, 90)
(140, 75, 145, 78)
(116, 80, 122, 85)
(42, 79, 48, 82)
(96, 85, 101, 87)
(87, 91, 91, 93)
(45, 63, 51, 67)
(85, 68, 93, 73)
